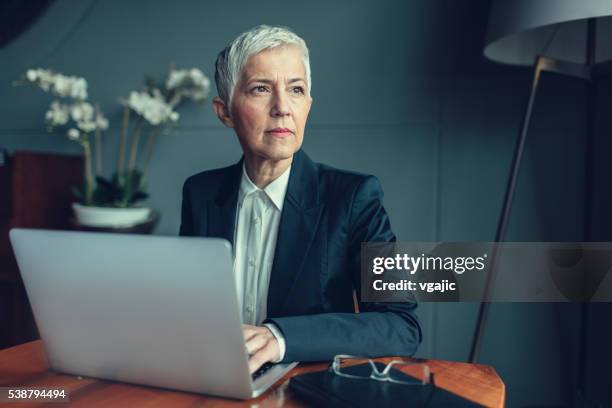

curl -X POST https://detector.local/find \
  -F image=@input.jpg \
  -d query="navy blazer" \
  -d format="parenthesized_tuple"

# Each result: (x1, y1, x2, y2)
(179, 149, 421, 362)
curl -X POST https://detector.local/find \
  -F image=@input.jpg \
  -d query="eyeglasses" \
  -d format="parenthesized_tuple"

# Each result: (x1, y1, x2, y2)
(330, 354, 432, 386)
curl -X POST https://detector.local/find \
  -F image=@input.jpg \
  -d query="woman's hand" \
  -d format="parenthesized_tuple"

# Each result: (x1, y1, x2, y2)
(242, 324, 280, 374)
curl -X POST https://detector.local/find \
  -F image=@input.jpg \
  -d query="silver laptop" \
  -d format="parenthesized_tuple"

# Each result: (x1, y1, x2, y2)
(9, 228, 297, 399)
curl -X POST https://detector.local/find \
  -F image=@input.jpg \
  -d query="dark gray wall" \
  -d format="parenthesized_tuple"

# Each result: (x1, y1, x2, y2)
(1, 1, 600, 406)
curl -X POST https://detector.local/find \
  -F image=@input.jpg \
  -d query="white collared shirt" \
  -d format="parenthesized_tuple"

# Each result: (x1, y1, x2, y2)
(233, 163, 290, 361)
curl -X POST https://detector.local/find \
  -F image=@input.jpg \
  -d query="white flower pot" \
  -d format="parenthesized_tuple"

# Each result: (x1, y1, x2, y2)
(72, 203, 152, 228)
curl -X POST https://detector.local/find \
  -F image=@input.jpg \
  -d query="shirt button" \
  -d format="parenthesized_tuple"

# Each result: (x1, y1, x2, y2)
(253, 217, 260, 224)
(248, 259, 255, 267)
(246, 305, 253, 313)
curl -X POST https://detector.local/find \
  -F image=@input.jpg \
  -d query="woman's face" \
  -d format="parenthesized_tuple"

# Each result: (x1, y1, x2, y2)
(224, 45, 312, 164)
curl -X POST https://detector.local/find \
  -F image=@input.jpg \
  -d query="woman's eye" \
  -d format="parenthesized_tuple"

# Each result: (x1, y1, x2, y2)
(251, 85, 269, 94)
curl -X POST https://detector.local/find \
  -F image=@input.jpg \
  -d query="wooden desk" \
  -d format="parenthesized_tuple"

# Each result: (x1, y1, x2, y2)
(0, 341, 505, 407)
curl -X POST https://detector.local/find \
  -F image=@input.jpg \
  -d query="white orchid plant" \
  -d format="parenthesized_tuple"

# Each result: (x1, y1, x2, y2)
(16, 67, 210, 208)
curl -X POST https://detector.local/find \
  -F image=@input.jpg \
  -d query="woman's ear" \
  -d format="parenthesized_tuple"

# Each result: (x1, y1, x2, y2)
(212, 97, 234, 128)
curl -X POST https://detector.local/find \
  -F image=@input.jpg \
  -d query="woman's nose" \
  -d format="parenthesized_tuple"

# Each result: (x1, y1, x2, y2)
(270, 90, 290, 117)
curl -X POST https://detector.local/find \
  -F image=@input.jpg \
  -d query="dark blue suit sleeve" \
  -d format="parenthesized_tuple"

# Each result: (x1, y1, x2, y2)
(179, 179, 194, 237)
(267, 176, 422, 362)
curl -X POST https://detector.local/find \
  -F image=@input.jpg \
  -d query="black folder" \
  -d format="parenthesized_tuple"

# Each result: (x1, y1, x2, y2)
(289, 362, 485, 407)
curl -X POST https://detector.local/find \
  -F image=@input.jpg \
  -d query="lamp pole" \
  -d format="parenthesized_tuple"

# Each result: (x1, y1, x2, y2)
(470, 18, 601, 367)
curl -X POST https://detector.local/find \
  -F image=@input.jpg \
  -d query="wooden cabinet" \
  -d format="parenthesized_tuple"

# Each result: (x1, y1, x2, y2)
(0, 150, 82, 349)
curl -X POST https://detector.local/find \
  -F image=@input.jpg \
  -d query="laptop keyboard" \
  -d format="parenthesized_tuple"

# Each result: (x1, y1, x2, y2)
(252, 362, 275, 381)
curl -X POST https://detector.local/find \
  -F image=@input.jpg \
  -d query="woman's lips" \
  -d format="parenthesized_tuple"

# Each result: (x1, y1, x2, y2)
(266, 128, 293, 137)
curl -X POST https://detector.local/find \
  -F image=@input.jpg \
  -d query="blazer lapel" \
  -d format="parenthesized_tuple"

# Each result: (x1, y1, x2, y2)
(207, 159, 242, 246)
(267, 150, 323, 316)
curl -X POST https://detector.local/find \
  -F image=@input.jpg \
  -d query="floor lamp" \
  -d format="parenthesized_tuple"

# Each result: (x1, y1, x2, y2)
(470, 0, 612, 404)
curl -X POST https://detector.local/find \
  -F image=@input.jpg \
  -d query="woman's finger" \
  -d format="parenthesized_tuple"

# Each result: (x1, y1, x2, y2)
(245, 333, 268, 355)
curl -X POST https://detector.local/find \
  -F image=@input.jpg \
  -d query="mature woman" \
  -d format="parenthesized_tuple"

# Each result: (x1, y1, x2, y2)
(180, 25, 421, 374)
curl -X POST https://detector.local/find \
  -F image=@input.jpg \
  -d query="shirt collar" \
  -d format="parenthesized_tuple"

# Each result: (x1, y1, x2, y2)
(238, 163, 291, 211)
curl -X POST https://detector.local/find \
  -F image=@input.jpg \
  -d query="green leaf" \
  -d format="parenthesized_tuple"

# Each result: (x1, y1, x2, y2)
(128, 191, 149, 205)
(71, 184, 84, 203)
(106, 170, 149, 207)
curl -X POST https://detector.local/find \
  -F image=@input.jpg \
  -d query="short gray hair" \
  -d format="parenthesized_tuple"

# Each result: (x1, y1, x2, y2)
(214, 25, 311, 106)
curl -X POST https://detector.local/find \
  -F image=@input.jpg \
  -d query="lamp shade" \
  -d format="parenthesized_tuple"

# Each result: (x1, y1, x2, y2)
(484, 0, 612, 66)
